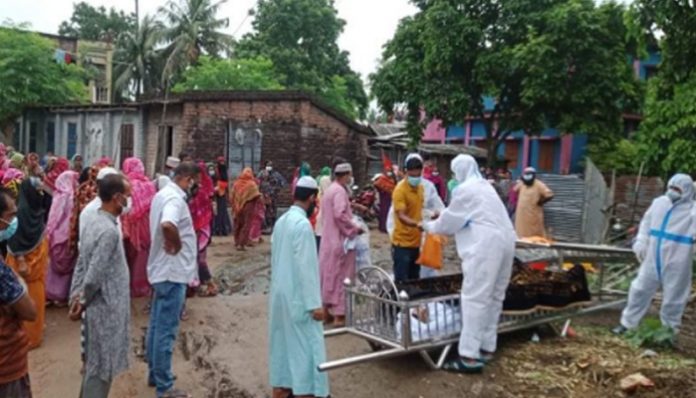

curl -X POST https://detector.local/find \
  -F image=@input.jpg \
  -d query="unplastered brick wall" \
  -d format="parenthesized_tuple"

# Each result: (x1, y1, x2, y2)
(143, 103, 184, 176)
(175, 99, 368, 206)
(613, 176, 665, 224)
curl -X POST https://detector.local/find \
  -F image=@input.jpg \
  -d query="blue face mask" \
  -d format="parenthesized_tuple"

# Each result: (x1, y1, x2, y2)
(0, 217, 18, 242)
(407, 176, 421, 187)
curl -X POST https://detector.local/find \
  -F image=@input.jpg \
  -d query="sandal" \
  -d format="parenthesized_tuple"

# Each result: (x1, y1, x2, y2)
(479, 350, 494, 364)
(161, 388, 191, 398)
(443, 357, 484, 374)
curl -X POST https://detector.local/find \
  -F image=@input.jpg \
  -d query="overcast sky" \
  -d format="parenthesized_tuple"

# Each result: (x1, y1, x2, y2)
(2, 0, 418, 81)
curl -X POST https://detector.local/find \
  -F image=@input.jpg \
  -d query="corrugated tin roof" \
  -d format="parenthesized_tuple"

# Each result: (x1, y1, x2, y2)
(370, 123, 407, 137)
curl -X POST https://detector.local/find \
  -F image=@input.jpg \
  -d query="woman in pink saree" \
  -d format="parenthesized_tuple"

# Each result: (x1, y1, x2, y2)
(45, 170, 79, 305)
(121, 157, 157, 297)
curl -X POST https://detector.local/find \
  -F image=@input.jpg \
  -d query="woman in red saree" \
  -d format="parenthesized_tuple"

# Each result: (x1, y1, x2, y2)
(188, 161, 217, 296)
(121, 157, 157, 297)
(230, 168, 262, 251)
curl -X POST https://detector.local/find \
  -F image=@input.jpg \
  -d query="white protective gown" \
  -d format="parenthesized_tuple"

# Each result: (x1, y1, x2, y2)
(620, 174, 696, 331)
(424, 155, 516, 359)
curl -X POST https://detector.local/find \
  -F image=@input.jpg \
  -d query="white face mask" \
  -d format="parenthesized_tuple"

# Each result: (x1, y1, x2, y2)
(346, 177, 355, 187)
(266, 166, 273, 172)
(666, 189, 682, 203)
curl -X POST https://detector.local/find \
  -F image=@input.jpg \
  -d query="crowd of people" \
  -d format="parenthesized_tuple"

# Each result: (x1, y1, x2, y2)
(0, 144, 306, 398)
(1, 141, 694, 398)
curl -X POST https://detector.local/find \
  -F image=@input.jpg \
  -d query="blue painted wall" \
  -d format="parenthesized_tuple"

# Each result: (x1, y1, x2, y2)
(446, 125, 466, 140)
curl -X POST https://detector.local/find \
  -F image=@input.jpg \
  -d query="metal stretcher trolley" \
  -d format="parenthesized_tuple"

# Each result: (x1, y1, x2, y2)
(319, 241, 637, 372)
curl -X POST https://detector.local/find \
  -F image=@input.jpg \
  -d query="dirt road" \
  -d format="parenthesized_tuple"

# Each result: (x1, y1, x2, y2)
(29, 234, 696, 398)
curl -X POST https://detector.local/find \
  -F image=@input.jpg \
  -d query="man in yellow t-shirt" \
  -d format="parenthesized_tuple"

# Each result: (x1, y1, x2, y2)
(391, 154, 425, 281)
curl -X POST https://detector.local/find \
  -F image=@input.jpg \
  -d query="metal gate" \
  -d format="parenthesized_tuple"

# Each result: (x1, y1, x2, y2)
(539, 159, 609, 243)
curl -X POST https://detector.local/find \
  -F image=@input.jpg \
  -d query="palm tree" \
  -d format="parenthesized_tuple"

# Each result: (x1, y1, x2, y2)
(113, 15, 165, 99)
(159, 0, 234, 84)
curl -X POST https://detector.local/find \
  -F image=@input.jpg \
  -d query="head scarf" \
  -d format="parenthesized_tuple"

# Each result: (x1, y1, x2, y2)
(8, 179, 46, 255)
(1, 168, 24, 200)
(316, 166, 331, 185)
(231, 168, 261, 215)
(451, 154, 483, 186)
(46, 170, 79, 248)
(96, 156, 113, 168)
(10, 153, 24, 170)
(300, 162, 311, 178)
(0, 143, 10, 171)
(667, 174, 694, 205)
(71, 154, 82, 170)
(121, 158, 157, 250)
(75, 166, 98, 213)
(44, 157, 70, 194)
(189, 161, 215, 238)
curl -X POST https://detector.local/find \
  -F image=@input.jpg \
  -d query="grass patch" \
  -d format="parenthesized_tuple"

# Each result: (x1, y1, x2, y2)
(625, 318, 675, 350)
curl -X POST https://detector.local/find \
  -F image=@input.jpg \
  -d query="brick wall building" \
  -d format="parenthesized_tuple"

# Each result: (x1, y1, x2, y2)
(142, 91, 370, 204)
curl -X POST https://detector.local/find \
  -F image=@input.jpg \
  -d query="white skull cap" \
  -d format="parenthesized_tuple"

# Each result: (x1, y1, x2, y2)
(296, 176, 318, 190)
(96, 167, 119, 181)
(166, 156, 180, 169)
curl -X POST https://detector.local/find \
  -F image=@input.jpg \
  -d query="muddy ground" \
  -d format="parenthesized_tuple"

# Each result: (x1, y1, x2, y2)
(30, 230, 696, 398)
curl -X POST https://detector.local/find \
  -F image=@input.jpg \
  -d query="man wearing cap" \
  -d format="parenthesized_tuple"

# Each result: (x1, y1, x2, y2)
(78, 167, 122, 245)
(318, 159, 362, 327)
(156, 157, 181, 191)
(513, 167, 554, 238)
(390, 154, 427, 281)
(70, 166, 124, 384)
(269, 176, 329, 398)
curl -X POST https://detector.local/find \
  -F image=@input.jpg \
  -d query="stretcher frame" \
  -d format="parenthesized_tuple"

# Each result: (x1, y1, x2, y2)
(319, 241, 637, 372)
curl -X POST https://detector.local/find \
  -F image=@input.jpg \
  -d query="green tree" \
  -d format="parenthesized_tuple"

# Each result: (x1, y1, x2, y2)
(114, 16, 165, 99)
(371, 0, 639, 164)
(172, 56, 284, 92)
(237, 0, 368, 119)
(637, 76, 696, 177)
(0, 27, 87, 125)
(632, 1, 696, 176)
(58, 2, 135, 44)
(159, 0, 234, 84)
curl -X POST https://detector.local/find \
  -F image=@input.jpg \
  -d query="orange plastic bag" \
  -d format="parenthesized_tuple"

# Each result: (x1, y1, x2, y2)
(417, 233, 445, 270)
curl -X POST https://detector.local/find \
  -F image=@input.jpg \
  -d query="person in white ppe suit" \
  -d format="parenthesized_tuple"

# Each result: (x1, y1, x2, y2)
(613, 174, 696, 336)
(423, 154, 516, 373)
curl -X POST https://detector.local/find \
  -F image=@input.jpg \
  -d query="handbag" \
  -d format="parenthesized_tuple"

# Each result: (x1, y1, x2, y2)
(417, 233, 445, 269)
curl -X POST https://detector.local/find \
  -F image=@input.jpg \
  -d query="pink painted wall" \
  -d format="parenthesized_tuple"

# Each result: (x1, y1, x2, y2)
(422, 118, 446, 143)
(559, 134, 573, 174)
